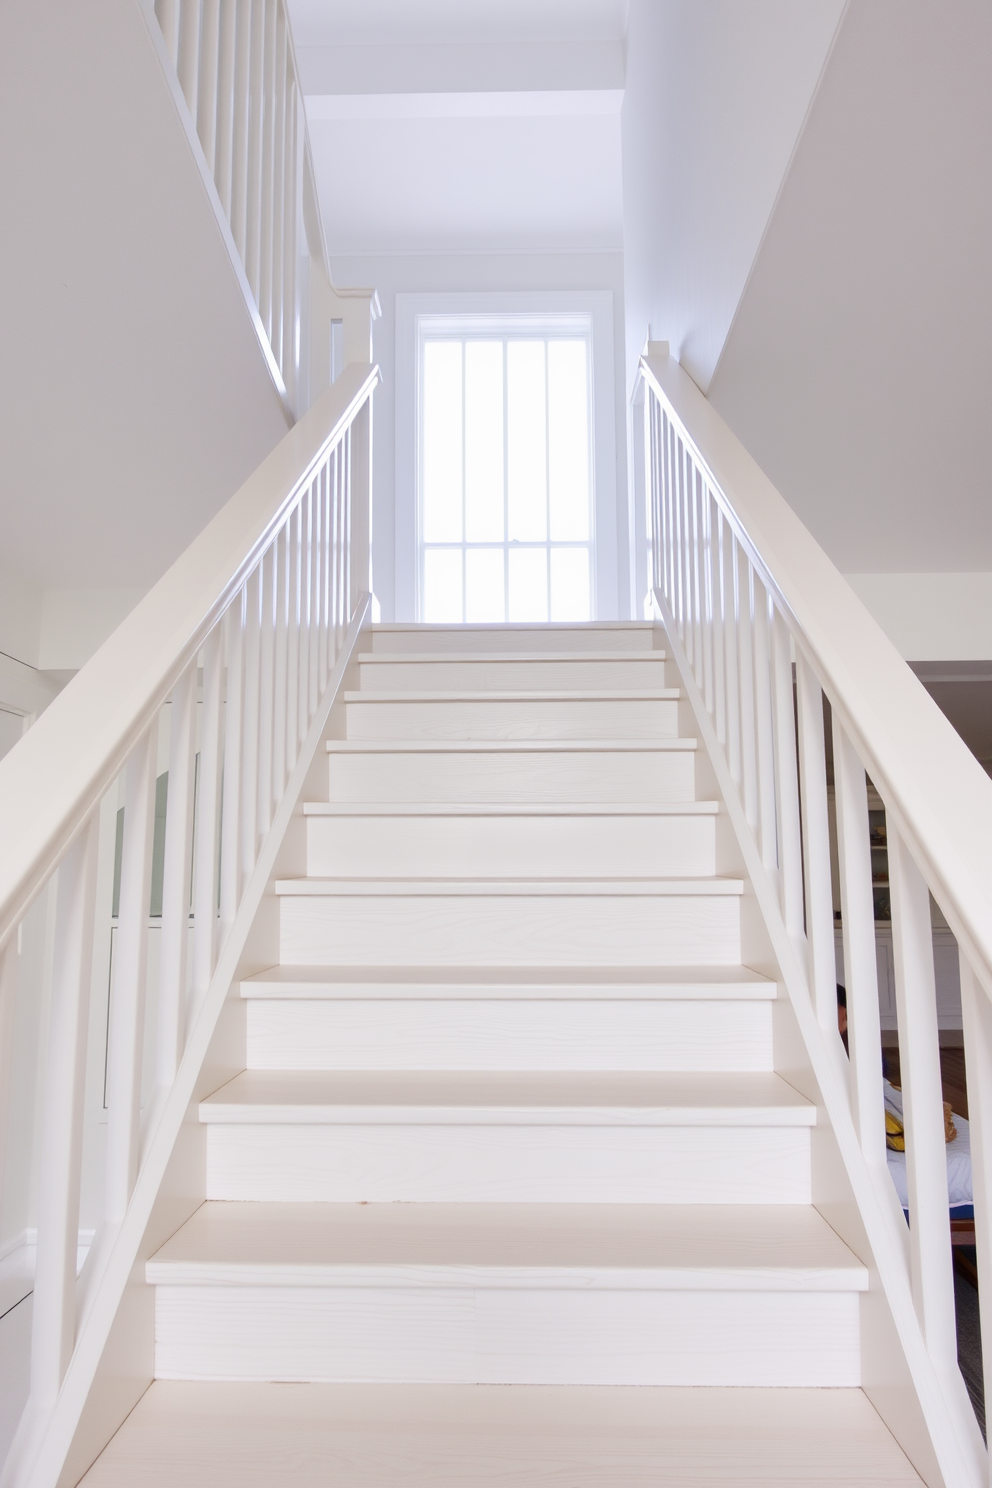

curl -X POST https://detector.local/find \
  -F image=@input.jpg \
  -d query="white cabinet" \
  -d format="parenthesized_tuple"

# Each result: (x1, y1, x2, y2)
(834, 927, 962, 1032)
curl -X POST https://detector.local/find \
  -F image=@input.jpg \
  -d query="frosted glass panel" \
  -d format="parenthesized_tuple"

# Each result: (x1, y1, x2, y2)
(507, 342, 547, 542)
(509, 548, 548, 622)
(550, 547, 590, 621)
(548, 340, 590, 542)
(423, 342, 462, 542)
(423, 548, 462, 622)
(466, 548, 505, 623)
(465, 342, 504, 543)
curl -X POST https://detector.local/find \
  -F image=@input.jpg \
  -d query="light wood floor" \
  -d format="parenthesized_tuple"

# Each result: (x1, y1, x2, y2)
(79, 1381, 924, 1486)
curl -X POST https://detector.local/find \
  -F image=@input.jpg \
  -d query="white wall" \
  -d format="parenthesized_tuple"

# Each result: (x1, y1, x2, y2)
(330, 252, 629, 622)
(0, 0, 290, 599)
(707, 0, 992, 582)
(845, 574, 992, 663)
(620, 0, 844, 396)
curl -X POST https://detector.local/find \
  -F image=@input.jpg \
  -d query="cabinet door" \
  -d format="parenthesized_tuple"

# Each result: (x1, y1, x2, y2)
(933, 933, 962, 1030)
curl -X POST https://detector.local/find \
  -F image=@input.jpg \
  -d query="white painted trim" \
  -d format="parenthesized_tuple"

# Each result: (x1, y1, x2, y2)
(395, 291, 619, 623)
(306, 91, 624, 121)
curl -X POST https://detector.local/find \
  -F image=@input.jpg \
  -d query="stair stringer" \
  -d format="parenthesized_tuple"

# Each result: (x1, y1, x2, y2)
(6, 602, 372, 1488)
(652, 592, 983, 1488)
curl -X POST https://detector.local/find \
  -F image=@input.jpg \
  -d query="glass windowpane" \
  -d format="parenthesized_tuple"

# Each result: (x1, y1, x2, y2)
(508, 547, 548, 622)
(550, 547, 590, 622)
(465, 342, 504, 543)
(423, 342, 462, 542)
(423, 548, 462, 623)
(466, 548, 505, 623)
(507, 342, 547, 542)
(548, 339, 590, 542)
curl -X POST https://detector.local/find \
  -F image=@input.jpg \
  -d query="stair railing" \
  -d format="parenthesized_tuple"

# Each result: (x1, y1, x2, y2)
(0, 363, 377, 1488)
(142, 0, 358, 417)
(640, 347, 992, 1488)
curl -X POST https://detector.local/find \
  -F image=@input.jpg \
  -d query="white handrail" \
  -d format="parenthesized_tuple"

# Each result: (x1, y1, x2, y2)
(640, 348, 992, 1485)
(0, 362, 377, 1486)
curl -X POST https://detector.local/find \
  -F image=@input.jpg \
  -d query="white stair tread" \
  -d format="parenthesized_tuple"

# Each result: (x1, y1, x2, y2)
(199, 1070, 815, 1126)
(357, 651, 667, 664)
(327, 737, 697, 752)
(147, 1202, 867, 1292)
(343, 689, 680, 702)
(240, 965, 777, 1000)
(274, 876, 745, 897)
(303, 800, 719, 817)
(79, 1380, 924, 1486)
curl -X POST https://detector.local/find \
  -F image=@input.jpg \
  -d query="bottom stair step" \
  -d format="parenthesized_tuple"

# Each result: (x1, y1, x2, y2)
(79, 1380, 924, 1486)
(147, 1203, 866, 1388)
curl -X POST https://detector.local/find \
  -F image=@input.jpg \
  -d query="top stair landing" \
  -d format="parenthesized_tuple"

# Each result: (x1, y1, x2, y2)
(370, 623, 663, 654)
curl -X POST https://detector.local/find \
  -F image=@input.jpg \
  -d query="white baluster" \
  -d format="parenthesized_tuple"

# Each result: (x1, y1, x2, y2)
(286, 505, 301, 768)
(156, 666, 196, 1086)
(771, 609, 804, 939)
(282, 84, 299, 407)
(259, 0, 277, 341)
(309, 477, 321, 714)
(959, 957, 992, 1441)
(796, 654, 839, 1031)
(736, 544, 758, 832)
(318, 463, 330, 693)
(155, 0, 180, 67)
(270, 7, 287, 372)
(191, 628, 223, 1011)
(240, 566, 262, 879)
(700, 486, 715, 719)
(888, 826, 957, 1370)
(674, 436, 686, 648)
(721, 521, 741, 788)
(257, 544, 276, 835)
(30, 817, 98, 1409)
(177, 0, 202, 119)
(665, 413, 677, 608)
(214, 0, 237, 215)
(832, 719, 886, 1167)
(708, 498, 723, 741)
(298, 486, 312, 738)
(244, 0, 264, 303)
(220, 593, 246, 933)
(104, 731, 156, 1222)
(752, 579, 777, 877)
(689, 464, 702, 681)
(273, 526, 289, 794)
(344, 425, 354, 622)
(329, 448, 341, 663)
(230, 0, 253, 263)
(196, 0, 220, 174)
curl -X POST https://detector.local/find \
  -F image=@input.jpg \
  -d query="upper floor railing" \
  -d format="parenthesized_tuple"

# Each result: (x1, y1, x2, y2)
(0, 363, 377, 1488)
(639, 348, 992, 1488)
(142, 0, 380, 418)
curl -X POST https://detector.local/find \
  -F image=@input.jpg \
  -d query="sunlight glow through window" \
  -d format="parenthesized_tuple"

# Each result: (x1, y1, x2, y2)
(419, 320, 593, 624)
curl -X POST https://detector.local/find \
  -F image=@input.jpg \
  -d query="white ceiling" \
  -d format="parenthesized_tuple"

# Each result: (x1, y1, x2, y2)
(289, 0, 627, 257)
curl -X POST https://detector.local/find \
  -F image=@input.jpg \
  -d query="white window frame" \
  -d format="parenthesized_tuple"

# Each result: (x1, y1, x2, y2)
(395, 291, 619, 622)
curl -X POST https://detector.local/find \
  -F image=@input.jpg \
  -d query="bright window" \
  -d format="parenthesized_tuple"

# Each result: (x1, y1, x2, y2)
(418, 317, 593, 623)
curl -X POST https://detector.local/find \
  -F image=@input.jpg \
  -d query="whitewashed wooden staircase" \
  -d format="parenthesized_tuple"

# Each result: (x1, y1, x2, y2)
(80, 622, 922, 1485)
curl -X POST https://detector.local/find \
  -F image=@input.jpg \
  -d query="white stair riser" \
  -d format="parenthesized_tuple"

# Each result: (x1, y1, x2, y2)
(345, 697, 679, 741)
(245, 998, 774, 1072)
(370, 626, 658, 655)
(153, 1285, 859, 1387)
(278, 893, 741, 967)
(205, 1126, 810, 1204)
(305, 814, 716, 879)
(327, 748, 698, 804)
(358, 659, 669, 692)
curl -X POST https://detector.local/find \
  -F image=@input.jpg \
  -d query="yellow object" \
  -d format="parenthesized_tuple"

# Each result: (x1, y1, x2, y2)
(885, 1110, 905, 1152)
